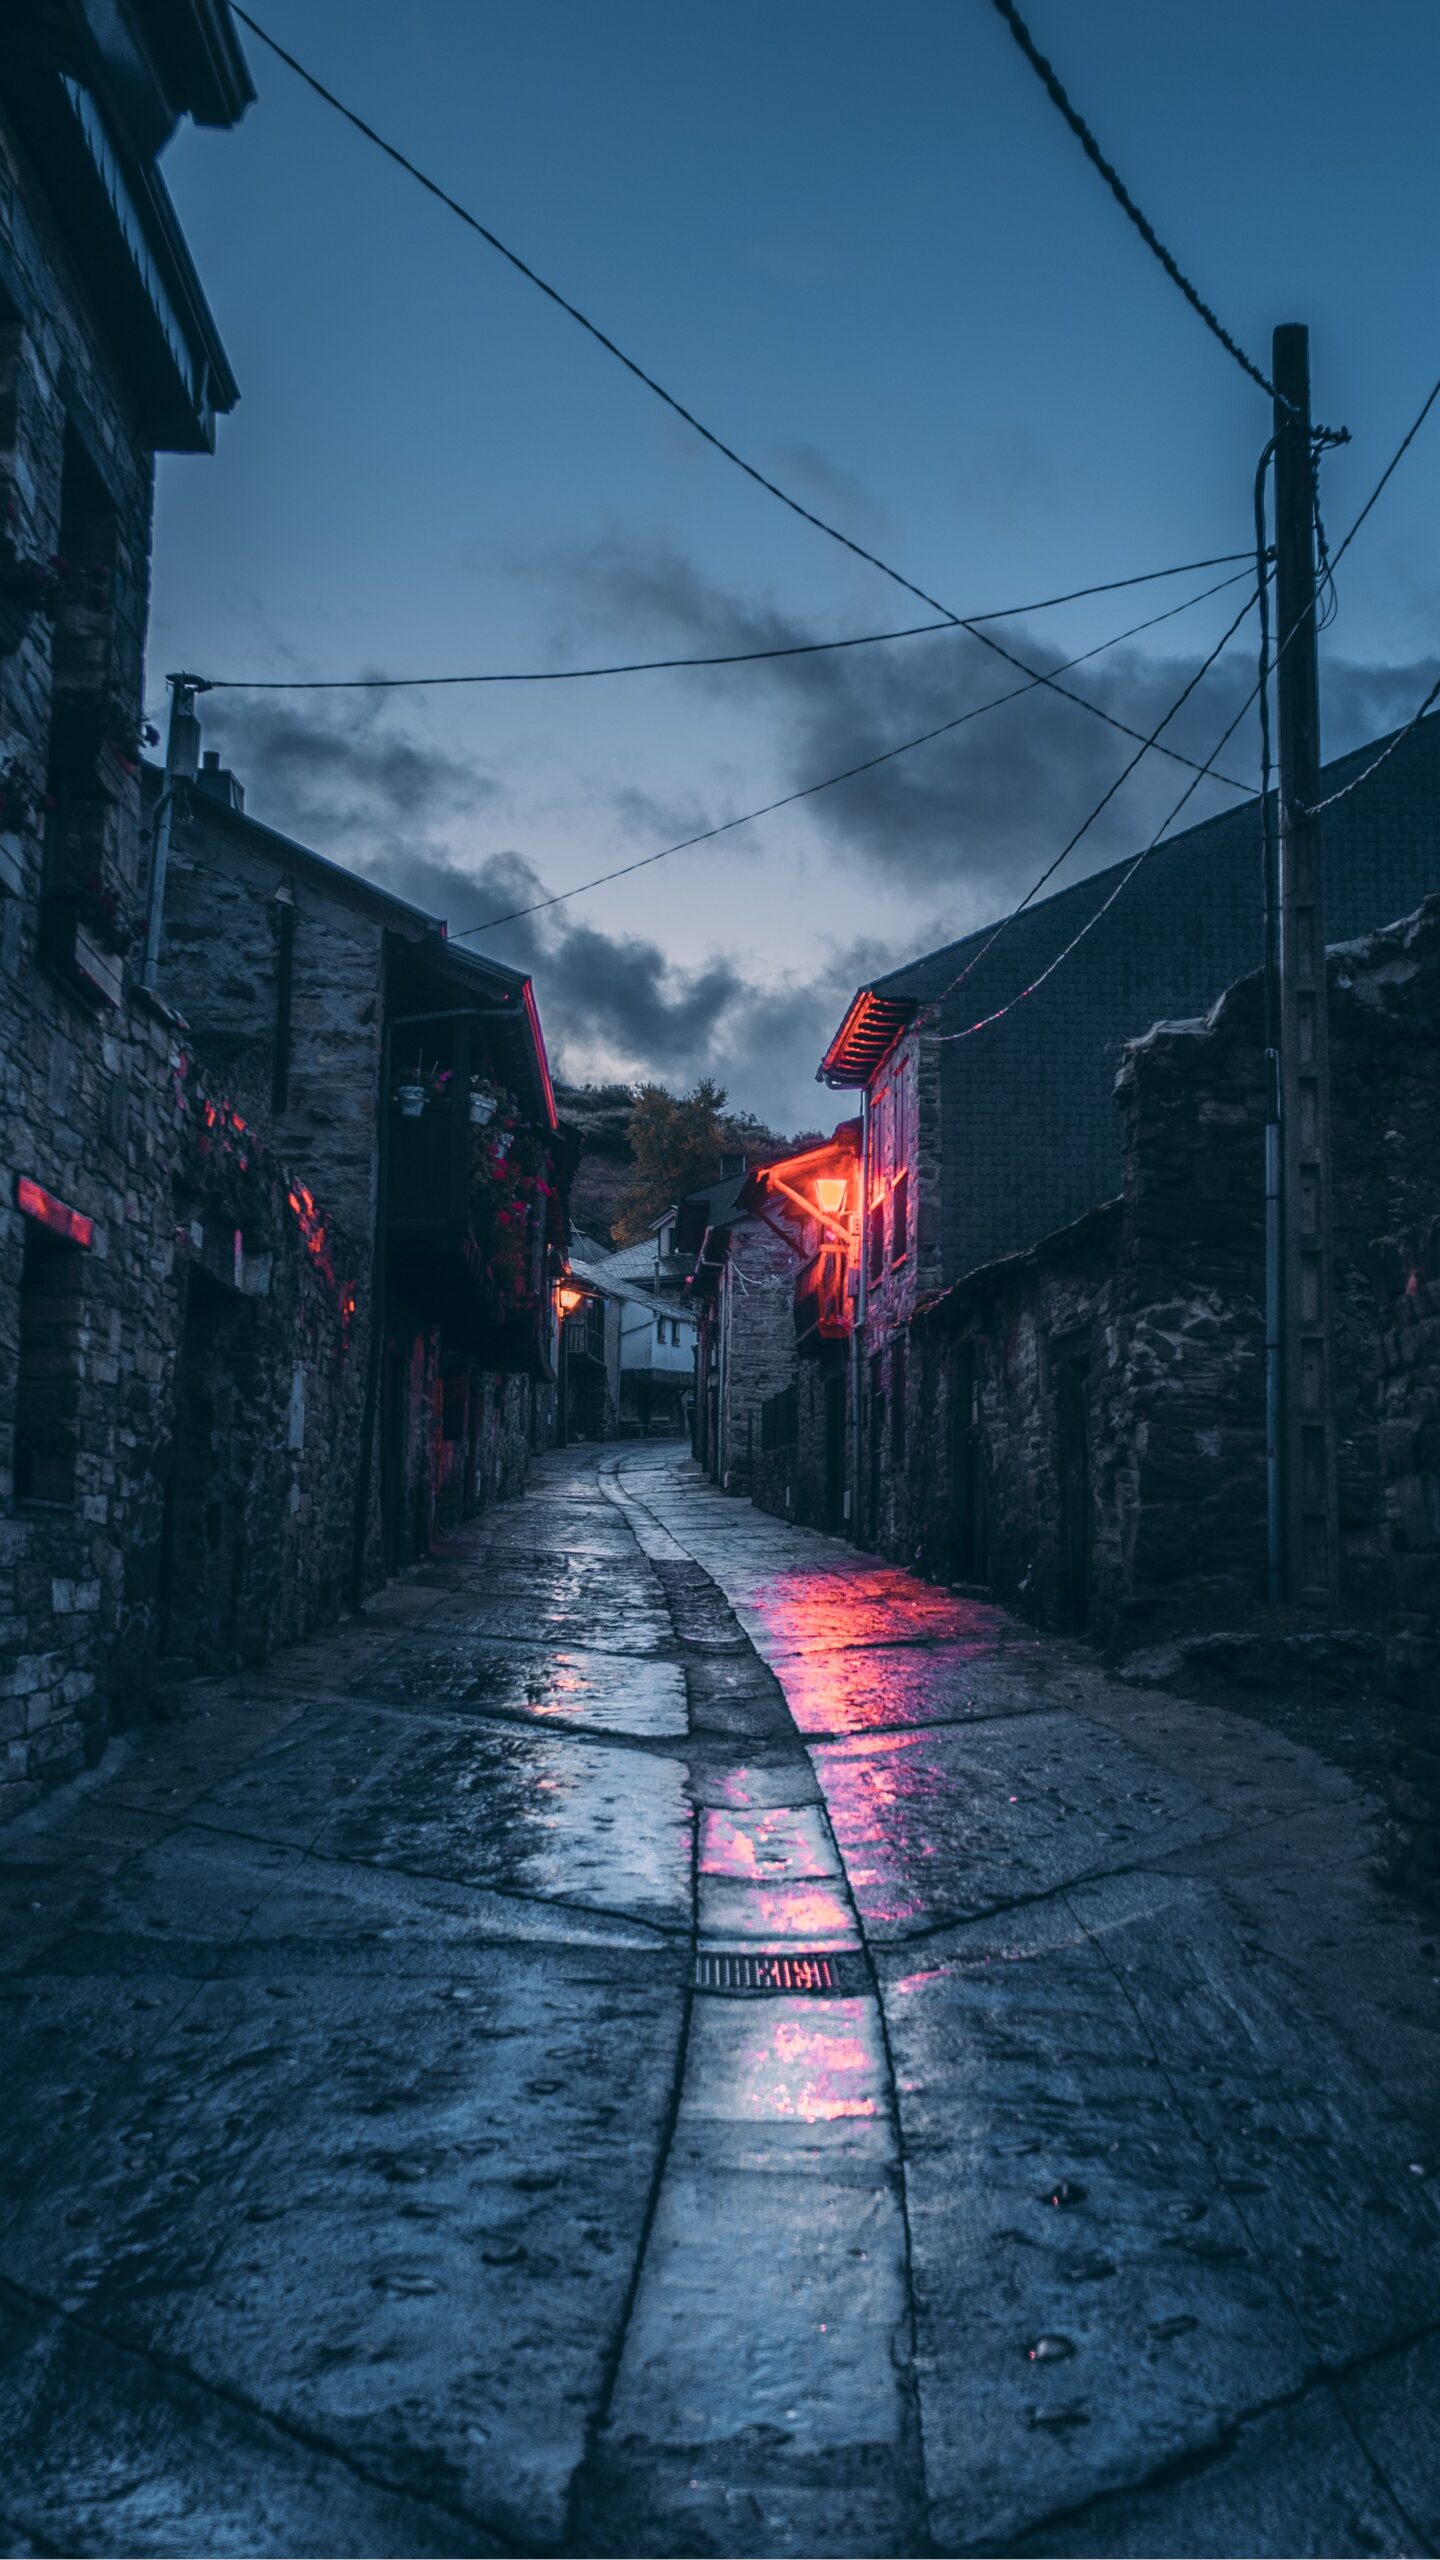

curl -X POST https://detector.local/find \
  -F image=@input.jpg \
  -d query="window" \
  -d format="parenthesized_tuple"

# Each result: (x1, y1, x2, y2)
(891, 1341, 907, 1464)
(868, 1194, 886, 1283)
(45, 427, 120, 886)
(14, 1224, 84, 1504)
(760, 1383, 798, 1451)
(891, 1168, 909, 1265)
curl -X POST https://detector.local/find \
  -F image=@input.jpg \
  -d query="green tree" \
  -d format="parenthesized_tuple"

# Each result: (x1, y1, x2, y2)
(611, 1078, 731, 1242)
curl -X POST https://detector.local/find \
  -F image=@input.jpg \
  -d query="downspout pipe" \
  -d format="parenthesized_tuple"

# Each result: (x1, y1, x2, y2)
(1256, 438, 1283, 1606)
(141, 674, 202, 990)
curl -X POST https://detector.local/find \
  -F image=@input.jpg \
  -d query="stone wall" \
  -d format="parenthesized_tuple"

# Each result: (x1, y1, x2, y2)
(712, 1219, 800, 1493)
(752, 1354, 852, 1536)
(384, 1310, 537, 1567)
(909, 1208, 1123, 1622)
(903, 896, 1440, 1895)
(2, 1000, 367, 1813)
(0, 86, 170, 1812)
(157, 774, 390, 1242)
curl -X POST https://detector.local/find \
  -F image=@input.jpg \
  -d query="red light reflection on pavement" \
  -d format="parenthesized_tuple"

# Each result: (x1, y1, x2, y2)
(714, 2001, 881, 2124)
(700, 1879, 857, 1945)
(741, 1563, 1017, 1737)
(750, 1564, 1009, 1660)
(811, 1732, 950, 1929)
(699, 1805, 835, 1881)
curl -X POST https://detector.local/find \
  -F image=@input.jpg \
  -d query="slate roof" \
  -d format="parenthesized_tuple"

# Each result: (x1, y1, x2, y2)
(822, 711, 1440, 1281)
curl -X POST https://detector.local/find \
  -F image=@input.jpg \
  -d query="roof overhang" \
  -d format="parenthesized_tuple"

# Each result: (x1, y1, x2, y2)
(739, 1122, 860, 1232)
(817, 989, 918, 1088)
(0, 44, 241, 446)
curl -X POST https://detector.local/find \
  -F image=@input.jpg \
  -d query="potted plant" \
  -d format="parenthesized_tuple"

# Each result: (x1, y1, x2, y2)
(68, 868, 136, 954)
(469, 1077, 500, 1127)
(395, 1079, 426, 1118)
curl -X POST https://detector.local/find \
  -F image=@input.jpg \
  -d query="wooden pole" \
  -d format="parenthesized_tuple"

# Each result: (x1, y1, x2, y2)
(1271, 323, 1338, 1607)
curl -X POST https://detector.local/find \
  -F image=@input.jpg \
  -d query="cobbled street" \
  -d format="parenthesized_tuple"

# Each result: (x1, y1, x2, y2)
(2, 1445, 1439, 2559)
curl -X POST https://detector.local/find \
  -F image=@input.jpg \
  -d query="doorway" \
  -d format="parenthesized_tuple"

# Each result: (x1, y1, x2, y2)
(948, 1342, 988, 1583)
(822, 1368, 847, 1533)
(1054, 1348, 1092, 1629)
(867, 1352, 886, 1548)
(158, 1269, 254, 1668)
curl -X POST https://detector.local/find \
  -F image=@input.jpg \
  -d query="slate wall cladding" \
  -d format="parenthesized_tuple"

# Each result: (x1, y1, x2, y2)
(861, 715, 1440, 1289)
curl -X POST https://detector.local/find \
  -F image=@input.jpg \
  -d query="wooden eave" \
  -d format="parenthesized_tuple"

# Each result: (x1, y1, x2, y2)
(817, 989, 918, 1088)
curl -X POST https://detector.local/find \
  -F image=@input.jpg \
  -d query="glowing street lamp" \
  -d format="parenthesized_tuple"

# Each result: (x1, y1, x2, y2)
(813, 1175, 849, 1217)
(555, 1280, 587, 1318)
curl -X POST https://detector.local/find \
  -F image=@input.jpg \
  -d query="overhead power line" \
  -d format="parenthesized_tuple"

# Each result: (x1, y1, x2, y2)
(186, 551, 1252, 692)
(449, 567, 1254, 939)
(1302, 684, 1440, 819)
(933, 663, 1263, 1047)
(929, 364, 1440, 1043)
(921, 577, 1264, 1027)
(230, 7, 1253, 767)
(987, 0, 1343, 439)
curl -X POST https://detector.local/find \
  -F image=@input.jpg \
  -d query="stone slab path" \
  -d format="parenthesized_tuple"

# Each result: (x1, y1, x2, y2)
(2, 1444, 1439, 2556)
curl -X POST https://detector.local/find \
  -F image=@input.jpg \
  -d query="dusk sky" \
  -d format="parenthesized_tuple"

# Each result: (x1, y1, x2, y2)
(148, 0, 1440, 1128)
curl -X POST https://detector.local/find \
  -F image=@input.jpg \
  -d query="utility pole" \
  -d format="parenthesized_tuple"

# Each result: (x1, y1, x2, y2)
(1271, 323, 1338, 1608)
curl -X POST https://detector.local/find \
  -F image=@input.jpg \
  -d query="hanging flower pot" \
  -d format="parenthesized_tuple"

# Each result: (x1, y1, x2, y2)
(395, 1083, 426, 1118)
(491, 1128, 513, 1158)
(469, 1089, 498, 1127)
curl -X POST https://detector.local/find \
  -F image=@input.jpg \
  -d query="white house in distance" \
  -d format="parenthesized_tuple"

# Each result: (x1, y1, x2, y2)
(569, 1213, 698, 1435)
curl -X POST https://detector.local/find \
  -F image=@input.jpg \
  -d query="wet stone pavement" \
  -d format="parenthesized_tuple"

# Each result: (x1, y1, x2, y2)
(2, 1447, 1440, 2559)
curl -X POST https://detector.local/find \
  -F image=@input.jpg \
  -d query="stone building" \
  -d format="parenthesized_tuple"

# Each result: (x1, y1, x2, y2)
(685, 1130, 859, 1503)
(0, 1, 256, 1814)
(570, 1217, 697, 1435)
(683, 1171, 784, 1491)
(906, 894, 1440, 1894)
(558, 1247, 623, 1442)
(151, 725, 571, 1581)
(815, 713, 1440, 1563)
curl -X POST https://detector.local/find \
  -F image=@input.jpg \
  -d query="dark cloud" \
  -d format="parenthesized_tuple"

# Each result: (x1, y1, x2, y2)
(191, 575, 1440, 1130)
(548, 537, 1440, 915)
(550, 535, 1263, 902)
(198, 692, 504, 863)
(764, 438, 893, 539)
(405, 855, 890, 1123)
(186, 686, 876, 1118)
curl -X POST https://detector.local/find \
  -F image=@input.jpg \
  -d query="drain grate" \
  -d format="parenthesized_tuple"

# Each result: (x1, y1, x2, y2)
(694, 1950, 864, 1996)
